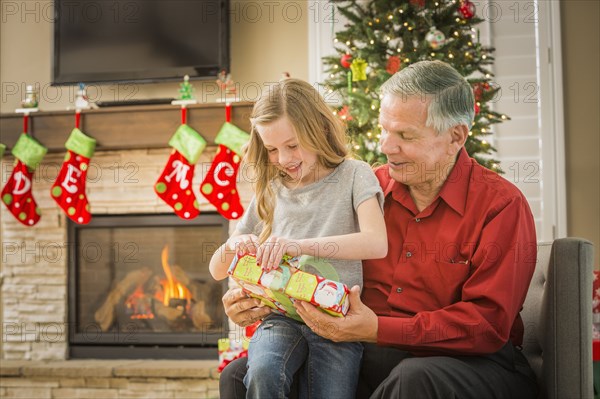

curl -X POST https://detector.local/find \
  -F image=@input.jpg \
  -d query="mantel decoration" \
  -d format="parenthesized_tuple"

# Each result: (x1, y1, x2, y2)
(155, 77, 207, 220)
(200, 71, 249, 220)
(50, 84, 96, 225)
(2, 99, 47, 226)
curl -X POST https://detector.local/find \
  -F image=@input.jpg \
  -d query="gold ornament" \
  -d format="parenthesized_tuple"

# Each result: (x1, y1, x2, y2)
(350, 58, 367, 81)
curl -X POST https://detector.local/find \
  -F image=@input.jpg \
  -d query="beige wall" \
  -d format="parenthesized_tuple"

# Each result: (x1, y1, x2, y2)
(561, 1, 600, 268)
(0, 0, 308, 112)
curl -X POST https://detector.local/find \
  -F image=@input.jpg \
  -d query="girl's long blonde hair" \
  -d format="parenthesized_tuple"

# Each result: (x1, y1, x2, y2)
(245, 78, 349, 243)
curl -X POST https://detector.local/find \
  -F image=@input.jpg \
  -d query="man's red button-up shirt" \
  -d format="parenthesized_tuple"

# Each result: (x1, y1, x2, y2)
(363, 148, 537, 355)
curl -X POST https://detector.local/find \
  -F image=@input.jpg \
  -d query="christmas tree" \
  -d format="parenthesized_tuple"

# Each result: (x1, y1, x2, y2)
(323, 0, 507, 171)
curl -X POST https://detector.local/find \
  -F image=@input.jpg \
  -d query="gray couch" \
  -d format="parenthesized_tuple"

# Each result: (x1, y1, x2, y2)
(521, 238, 594, 399)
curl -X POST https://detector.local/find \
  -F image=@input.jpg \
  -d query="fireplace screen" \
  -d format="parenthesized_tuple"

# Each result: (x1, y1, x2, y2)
(68, 214, 228, 359)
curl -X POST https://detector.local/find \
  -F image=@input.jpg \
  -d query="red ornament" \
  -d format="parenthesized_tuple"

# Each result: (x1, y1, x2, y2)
(386, 56, 401, 75)
(338, 105, 353, 122)
(410, 0, 425, 8)
(473, 82, 490, 101)
(459, 1, 476, 19)
(341, 54, 353, 69)
(474, 103, 480, 115)
(473, 85, 483, 101)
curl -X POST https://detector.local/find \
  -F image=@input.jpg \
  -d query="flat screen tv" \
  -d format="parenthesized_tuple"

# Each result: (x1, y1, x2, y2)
(52, 0, 229, 85)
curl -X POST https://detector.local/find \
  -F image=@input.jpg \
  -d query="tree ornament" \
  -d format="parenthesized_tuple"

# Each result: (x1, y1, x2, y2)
(1, 134, 47, 226)
(350, 58, 368, 81)
(473, 84, 483, 101)
(473, 82, 491, 101)
(155, 124, 207, 220)
(340, 54, 353, 69)
(474, 103, 480, 115)
(337, 105, 353, 122)
(51, 128, 96, 224)
(409, 0, 425, 8)
(200, 122, 250, 220)
(459, 1, 476, 19)
(386, 56, 401, 75)
(425, 27, 447, 49)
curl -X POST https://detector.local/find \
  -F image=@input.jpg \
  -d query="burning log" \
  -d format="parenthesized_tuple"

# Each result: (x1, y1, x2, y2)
(191, 301, 212, 329)
(94, 267, 153, 331)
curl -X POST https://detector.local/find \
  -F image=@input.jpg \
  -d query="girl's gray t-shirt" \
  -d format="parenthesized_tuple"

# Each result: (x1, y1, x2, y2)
(236, 159, 384, 289)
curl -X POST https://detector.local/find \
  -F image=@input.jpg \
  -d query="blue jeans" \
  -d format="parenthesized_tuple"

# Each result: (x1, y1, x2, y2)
(243, 314, 363, 399)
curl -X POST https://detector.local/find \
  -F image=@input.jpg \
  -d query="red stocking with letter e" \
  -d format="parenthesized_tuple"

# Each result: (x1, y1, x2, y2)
(51, 128, 96, 224)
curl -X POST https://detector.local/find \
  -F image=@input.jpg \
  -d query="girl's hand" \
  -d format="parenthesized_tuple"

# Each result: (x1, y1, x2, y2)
(256, 236, 301, 272)
(226, 234, 260, 256)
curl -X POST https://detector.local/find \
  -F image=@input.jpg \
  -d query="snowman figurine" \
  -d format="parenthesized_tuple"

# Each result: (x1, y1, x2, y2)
(75, 83, 90, 109)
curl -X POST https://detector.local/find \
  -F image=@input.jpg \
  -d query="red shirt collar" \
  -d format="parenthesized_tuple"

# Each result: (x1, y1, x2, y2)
(380, 147, 472, 217)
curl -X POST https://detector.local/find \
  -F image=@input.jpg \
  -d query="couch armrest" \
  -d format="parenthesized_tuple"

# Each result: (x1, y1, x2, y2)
(543, 237, 593, 399)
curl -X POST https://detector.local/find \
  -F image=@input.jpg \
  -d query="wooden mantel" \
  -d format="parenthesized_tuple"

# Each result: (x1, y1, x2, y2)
(0, 102, 254, 153)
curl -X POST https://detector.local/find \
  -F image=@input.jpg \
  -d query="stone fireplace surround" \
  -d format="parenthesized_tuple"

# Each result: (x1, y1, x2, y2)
(0, 104, 254, 398)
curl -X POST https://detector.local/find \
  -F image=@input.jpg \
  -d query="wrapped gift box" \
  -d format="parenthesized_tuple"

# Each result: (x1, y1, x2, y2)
(227, 254, 350, 322)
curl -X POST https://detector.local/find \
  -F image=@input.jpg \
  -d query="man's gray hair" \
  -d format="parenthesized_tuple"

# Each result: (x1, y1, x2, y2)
(380, 60, 475, 133)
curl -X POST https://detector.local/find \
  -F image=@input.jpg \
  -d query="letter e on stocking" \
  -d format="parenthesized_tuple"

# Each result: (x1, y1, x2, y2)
(61, 164, 82, 194)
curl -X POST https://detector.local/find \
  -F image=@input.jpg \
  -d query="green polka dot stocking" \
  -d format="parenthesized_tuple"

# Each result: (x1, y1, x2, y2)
(51, 128, 96, 224)
(155, 124, 206, 220)
(200, 123, 249, 220)
(1, 134, 47, 227)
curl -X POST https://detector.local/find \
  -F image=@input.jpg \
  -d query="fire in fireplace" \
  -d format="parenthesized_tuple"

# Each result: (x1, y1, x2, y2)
(68, 214, 228, 359)
(121, 245, 195, 323)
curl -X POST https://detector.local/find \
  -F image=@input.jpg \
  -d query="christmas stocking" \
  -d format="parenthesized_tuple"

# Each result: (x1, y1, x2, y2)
(51, 128, 96, 224)
(1, 134, 47, 226)
(155, 124, 206, 220)
(200, 122, 249, 220)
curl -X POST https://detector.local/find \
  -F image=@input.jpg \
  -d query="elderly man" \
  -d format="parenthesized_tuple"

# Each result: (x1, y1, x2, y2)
(220, 60, 538, 399)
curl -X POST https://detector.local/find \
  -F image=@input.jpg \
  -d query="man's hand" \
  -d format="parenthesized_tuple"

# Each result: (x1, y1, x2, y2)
(294, 285, 378, 343)
(222, 287, 271, 327)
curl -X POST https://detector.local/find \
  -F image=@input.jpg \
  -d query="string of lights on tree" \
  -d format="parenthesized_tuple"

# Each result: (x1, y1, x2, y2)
(323, 0, 508, 172)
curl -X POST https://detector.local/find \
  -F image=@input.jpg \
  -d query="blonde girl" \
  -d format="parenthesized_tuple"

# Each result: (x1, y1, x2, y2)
(210, 78, 387, 398)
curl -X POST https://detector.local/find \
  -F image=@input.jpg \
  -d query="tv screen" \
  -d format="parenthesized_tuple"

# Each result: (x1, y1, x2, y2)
(52, 0, 229, 85)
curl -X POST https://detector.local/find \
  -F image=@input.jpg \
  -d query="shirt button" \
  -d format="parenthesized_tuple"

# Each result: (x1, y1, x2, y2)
(415, 218, 421, 222)
(406, 251, 412, 258)
(396, 287, 403, 293)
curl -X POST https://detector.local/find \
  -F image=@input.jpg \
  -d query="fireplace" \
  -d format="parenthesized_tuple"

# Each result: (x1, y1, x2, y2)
(68, 213, 229, 359)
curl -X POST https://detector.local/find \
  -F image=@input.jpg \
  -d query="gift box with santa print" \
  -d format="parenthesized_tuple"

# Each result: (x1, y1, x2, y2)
(227, 254, 350, 322)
